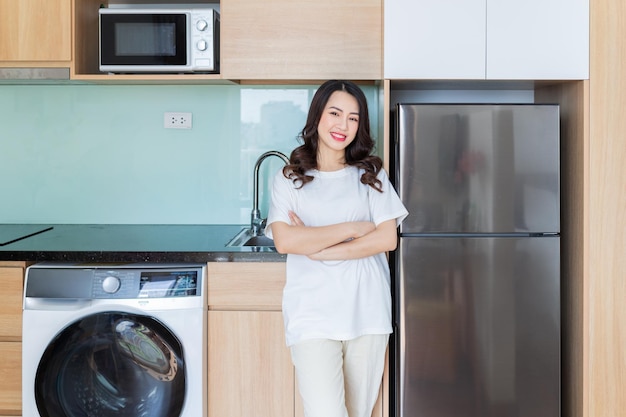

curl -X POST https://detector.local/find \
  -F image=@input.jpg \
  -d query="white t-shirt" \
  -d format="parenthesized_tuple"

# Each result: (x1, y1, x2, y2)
(265, 166, 408, 347)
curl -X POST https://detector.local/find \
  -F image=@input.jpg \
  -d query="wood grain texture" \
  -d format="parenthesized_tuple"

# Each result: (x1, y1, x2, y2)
(0, 342, 21, 415)
(208, 310, 295, 417)
(0, 267, 24, 341)
(0, 264, 26, 415)
(207, 262, 286, 310)
(535, 80, 590, 417)
(588, 0, 626, 415)
(0, 0, 71, 62)
(73, 0, 107, 76)
(220, 0, 382, 80)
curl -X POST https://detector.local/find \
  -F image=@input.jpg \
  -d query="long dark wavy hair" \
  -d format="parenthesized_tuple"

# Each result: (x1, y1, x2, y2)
(284, 80, 383, 192)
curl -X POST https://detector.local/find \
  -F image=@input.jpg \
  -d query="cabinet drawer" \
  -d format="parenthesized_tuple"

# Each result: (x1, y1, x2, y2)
(208, 262, 285, 310)
(0, 267, 24, 339)
(0, 342, 21, 415)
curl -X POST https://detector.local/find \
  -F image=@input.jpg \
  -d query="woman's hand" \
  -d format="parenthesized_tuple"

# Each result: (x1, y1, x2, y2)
(288, 211, 305, 226)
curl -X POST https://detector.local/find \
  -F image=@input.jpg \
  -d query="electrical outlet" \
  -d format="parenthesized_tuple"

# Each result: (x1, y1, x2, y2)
(164, 112, 192, 129)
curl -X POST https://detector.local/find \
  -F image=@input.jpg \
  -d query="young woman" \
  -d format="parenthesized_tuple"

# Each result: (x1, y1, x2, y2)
(265, 80, 408, 417)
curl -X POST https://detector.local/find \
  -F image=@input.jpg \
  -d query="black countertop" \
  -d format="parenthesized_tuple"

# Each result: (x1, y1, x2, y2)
(0, 224, 285, 263)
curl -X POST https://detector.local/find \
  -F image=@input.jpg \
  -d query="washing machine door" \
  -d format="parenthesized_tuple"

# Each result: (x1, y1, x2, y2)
(34, 311, 186, 417)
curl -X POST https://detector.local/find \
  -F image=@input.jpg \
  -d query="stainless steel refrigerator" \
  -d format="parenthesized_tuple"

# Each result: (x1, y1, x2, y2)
(390, 104, 560, 417)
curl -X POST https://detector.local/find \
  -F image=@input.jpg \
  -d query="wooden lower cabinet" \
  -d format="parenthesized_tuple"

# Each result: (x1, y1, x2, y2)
(208, 310, 298, 417)
(0, 263, 25, 417)
(207, 262, 300, 417)
(0, 266, 23, 340)
(207, 262, 384, 417)
(0, 342, 21, 416)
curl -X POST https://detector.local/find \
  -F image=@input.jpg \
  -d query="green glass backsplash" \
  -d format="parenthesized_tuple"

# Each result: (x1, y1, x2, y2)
(0, 84, 379, 224)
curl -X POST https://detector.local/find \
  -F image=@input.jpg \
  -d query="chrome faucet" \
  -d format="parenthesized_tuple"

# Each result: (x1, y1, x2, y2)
(251, 150, 290, 236)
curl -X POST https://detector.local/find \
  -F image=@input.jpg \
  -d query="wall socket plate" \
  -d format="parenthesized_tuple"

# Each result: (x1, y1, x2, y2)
(164, 112, 192, 129)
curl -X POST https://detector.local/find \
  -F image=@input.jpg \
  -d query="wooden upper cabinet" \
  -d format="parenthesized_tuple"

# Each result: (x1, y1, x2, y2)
(0, 0, 71, 63)
(220, 0, 382, 81)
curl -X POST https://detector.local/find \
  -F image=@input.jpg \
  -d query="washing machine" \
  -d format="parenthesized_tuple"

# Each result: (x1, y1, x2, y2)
(22, 263, 207, 417)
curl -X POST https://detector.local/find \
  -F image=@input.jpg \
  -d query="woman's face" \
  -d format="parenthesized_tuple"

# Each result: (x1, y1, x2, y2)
(316, 90, 360, 157)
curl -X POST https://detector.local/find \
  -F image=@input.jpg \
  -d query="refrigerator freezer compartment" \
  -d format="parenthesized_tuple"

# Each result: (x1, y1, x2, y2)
(394, 104, 560, 235)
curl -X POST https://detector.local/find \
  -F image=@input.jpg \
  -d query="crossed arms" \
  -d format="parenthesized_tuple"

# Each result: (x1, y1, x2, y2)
(270, 211, 398, 261)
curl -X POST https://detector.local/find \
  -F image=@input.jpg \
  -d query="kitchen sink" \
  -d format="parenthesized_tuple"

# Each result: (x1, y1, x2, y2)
(226, 228, 276, 252)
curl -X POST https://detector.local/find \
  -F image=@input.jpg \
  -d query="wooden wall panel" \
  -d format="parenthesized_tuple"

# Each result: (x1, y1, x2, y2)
(588, 0, 626, 416)
(536, 80, 589, 417)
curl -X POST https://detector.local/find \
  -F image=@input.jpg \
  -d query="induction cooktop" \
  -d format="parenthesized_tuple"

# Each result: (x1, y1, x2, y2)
(0, 225, 53, 246)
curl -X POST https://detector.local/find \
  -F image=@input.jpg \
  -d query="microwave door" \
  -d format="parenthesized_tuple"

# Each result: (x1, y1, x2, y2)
(100, 12, 189, 71)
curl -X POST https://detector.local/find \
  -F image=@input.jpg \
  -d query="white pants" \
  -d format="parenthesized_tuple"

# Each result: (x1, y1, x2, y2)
(290, 334, 389, 417)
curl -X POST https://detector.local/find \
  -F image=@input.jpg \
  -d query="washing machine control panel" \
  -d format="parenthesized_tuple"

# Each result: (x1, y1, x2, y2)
(25, 265, 203, 300)
(93, 270, 142, 298)
(92, 269, 200, 299)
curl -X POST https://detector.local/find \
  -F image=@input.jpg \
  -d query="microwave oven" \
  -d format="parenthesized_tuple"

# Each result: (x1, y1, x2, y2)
(99, 7, 219, 73)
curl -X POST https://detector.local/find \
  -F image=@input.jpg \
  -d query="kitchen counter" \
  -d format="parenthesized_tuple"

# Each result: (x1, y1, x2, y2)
(0, 224, 285, 263)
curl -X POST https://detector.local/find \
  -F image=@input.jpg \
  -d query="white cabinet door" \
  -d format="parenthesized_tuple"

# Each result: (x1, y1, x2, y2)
(384, 0, 486, 79)
(486, 0, 589, 79)
(384, 0, 588, 80)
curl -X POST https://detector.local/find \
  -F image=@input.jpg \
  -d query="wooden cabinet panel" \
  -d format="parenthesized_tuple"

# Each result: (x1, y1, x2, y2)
(221, 0, 382, 80)
(588, 0, 626, 414)
(208, 311, 295, 417)
(208, 262, 285, 309)
(0, 0, 71, 62)
(0, 342, 21, 415)
(0, 267, 23, 340)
